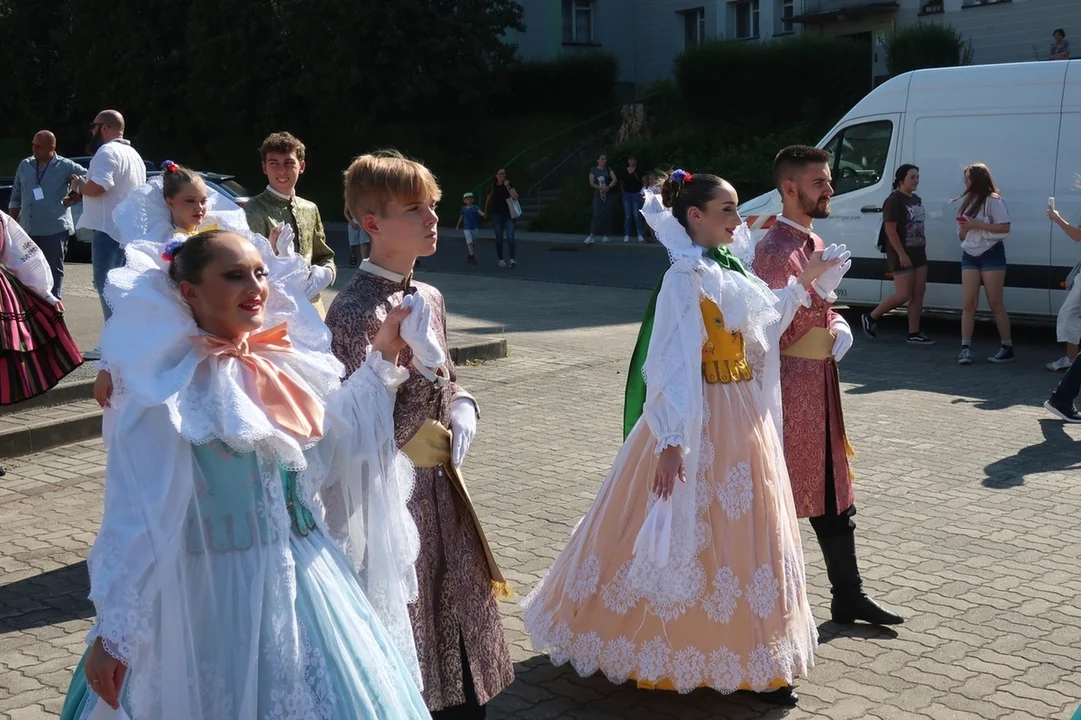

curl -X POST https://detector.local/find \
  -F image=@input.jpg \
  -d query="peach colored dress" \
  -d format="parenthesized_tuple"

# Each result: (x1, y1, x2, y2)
(522, 250, 818, 694)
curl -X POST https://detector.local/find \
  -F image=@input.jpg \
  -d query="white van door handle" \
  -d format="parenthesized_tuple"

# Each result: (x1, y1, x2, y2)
(861, 206, 883, 213)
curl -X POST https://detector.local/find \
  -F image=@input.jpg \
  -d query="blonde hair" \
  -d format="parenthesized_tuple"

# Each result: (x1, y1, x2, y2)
(343, 149, 441, 218)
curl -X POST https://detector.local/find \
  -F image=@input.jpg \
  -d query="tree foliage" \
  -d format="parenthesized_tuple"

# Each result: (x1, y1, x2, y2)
(0, 0, 525, 162)
(886, 23, 973, 77)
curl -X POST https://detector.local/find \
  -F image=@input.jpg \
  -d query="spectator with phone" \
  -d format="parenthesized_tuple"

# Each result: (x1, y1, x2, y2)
(1046, 195, 1081, 373)
(954, 163, 1013, 365)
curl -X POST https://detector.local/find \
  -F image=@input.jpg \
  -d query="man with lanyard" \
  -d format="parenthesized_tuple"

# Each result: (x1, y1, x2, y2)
(8, 131, 86, 299)
(753, 145, 904, 628)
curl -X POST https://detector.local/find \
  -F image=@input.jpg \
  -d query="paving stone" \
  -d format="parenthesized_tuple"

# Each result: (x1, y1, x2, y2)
(1, 274, 1080, 719)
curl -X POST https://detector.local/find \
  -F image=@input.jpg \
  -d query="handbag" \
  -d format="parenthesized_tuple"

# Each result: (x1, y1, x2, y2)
(506, 197, 522, 219)
(1067, 260, 1081, 291)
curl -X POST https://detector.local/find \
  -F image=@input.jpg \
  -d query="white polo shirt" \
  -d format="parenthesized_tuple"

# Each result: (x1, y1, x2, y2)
(77, 138, 147, 239)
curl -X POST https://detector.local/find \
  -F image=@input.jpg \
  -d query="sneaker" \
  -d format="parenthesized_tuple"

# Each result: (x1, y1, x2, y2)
(601, 236, 610, 243)
(989, 345, 1015, 364)
(958, 346, 972, 365)
(637, 235, 646, 243)
(498, 260, 506, 268)
(1046, 356, 1073, 372)
(467, 255, 477, 265)
(860, 312, 877, 339)
(1044, 399, 1081, 423)
(509, 259, 517, 268)
(584, 236, 595, 245)
(82, 346, 102, 361)
(623, 235, 630, 243)
(907, 332, 935, 345)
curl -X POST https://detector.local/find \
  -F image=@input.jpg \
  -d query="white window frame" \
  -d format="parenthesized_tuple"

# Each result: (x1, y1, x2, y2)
(779, 0, 795, 34)
(734, 0, 760, 40)
(683, 7, 707, 48)
(562, 0, 595, 44)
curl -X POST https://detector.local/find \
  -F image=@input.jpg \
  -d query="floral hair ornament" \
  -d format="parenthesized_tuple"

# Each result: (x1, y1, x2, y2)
(671, 169, 694, 195)
(161, 159, 180, 173)
(161, 238, 184, 263)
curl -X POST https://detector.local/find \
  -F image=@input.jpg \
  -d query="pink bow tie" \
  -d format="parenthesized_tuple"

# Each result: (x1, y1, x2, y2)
(191, 323, 325, 441)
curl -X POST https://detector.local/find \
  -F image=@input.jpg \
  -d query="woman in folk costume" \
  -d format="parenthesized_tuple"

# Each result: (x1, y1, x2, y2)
(522, 171, 851, 707)
(0, 210, 82, 410)
(93, 159, 332, 409)
(60, 224, 436, 719)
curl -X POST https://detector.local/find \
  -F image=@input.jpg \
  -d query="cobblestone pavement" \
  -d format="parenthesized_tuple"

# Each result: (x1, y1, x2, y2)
(2, 272, 1080, 719)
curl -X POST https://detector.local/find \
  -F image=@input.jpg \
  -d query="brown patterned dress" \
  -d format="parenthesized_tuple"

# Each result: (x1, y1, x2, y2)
(324, 263, 514, 716)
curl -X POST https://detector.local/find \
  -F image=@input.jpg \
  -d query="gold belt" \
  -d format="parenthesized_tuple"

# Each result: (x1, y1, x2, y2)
(400, 419, 514, 598)
(780, 327, 835, 360)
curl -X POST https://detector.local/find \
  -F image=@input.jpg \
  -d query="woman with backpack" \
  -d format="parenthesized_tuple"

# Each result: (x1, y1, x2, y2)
(860, 164, 933, 344)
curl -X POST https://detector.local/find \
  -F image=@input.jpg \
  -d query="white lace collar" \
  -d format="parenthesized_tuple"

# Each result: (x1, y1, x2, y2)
(777, 215, 813, 235)
(359, 260, 407, 283)
(101, 230, 339, 470)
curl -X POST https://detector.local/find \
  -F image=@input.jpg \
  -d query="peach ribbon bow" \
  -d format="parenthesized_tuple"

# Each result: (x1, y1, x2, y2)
(191, 323, 325, 440)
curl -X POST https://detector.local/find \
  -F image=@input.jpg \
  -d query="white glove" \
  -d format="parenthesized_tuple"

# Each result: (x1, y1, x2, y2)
(450, 398, 477, 468)
(813, 243, 852, 300)
(273, 223, 296, 258)
(304, 264, 334, 300)
(399, 292, 446, 368)
(830, 315, 853, 362)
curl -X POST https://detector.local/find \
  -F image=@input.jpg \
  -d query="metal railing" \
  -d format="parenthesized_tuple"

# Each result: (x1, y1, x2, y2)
(466, 90, 666, 207)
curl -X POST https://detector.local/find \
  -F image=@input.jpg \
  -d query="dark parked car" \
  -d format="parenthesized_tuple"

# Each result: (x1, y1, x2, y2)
(0, 177, 12, 215)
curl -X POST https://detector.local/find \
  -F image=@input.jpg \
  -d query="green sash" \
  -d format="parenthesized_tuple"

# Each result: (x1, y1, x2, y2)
(622, 247, 748, 439)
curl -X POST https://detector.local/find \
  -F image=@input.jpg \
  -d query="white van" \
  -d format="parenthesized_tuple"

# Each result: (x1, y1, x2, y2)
(737, 60, 1081, 321)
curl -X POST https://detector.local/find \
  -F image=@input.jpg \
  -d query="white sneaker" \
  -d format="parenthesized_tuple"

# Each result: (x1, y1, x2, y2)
(623, 235, 630, 243)
(637, 235, 645, 243)
(82, 346, 102, 361)
(584, 236, 594, 245)
(1047, 356, 1073, 372)
(498, 260, 506, 268)
(601, 236, 610, 243)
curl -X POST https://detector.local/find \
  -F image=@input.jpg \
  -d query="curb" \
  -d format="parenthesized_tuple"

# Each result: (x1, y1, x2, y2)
(0, 379, 96, 417)
(0, 409, 103, 459)
(0, 338, 508, 459)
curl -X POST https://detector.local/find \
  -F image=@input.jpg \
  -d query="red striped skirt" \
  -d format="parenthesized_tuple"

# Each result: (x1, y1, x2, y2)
(0, 269, 83, 405)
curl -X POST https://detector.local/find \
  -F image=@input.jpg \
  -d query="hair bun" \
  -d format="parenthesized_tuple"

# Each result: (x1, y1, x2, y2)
(161, 159, 179, 173)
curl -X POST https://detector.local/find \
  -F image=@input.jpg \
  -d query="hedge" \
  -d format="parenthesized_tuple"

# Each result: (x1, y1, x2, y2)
(886, 23, 973, 77)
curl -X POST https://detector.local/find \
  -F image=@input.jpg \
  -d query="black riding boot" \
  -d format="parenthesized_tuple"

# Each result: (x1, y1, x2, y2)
(817, 531, 904, 626)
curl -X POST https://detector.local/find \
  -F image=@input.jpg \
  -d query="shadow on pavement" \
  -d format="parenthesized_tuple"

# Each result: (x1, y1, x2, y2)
(982, 419, 1081, 489)
(0, 561, 92, 634)
(816, 620, 900, 643)
(491, 655, 800, 719)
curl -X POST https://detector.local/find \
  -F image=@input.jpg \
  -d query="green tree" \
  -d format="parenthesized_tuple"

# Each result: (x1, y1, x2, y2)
(886, 23, 973, 77)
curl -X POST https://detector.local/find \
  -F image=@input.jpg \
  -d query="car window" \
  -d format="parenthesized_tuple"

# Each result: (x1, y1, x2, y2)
(214, 179, 251, 197)
(821, 120, 893, 196)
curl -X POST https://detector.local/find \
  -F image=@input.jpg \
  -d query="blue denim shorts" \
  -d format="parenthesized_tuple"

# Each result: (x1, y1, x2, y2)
(961, 241, 1006, 272)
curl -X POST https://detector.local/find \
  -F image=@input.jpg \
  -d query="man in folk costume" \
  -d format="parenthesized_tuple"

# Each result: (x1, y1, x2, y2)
(753, 146, 904, 627)
(325, 151, 513, 719)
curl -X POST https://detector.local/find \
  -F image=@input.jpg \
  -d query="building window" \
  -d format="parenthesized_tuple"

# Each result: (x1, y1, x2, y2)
(779, 0, 795, 34)
(734, 0, 760, 40)
(682, 7, 707, 48)
(562, 0, 594, 44)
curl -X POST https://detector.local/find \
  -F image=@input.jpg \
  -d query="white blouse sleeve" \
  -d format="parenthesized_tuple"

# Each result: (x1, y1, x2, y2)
(641, 268, 705, 455)
(0, 213, 57, 304)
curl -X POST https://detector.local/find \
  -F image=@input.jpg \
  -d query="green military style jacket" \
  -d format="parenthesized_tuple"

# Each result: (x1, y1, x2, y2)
(244, 188, 336, 272)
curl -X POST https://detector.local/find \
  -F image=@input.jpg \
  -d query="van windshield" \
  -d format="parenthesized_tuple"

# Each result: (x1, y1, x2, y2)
(822, 120, 893, 195)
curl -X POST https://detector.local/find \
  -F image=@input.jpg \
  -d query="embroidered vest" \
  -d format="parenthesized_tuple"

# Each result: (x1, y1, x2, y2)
(700, 298, 753, 384)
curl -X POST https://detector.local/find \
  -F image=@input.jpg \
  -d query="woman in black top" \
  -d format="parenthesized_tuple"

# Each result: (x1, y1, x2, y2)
(484, 168, 520, 268)
(620, 157, 646, 243)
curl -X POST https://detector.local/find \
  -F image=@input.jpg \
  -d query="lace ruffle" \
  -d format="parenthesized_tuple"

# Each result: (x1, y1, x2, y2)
(111, 175, 249, 247)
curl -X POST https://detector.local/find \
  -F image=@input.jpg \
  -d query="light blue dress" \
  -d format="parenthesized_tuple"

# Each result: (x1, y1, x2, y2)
(60, 440, 430, 719)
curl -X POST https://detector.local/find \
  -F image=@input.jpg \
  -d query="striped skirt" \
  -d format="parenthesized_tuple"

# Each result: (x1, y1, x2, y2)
(0, 269, 82, 405)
